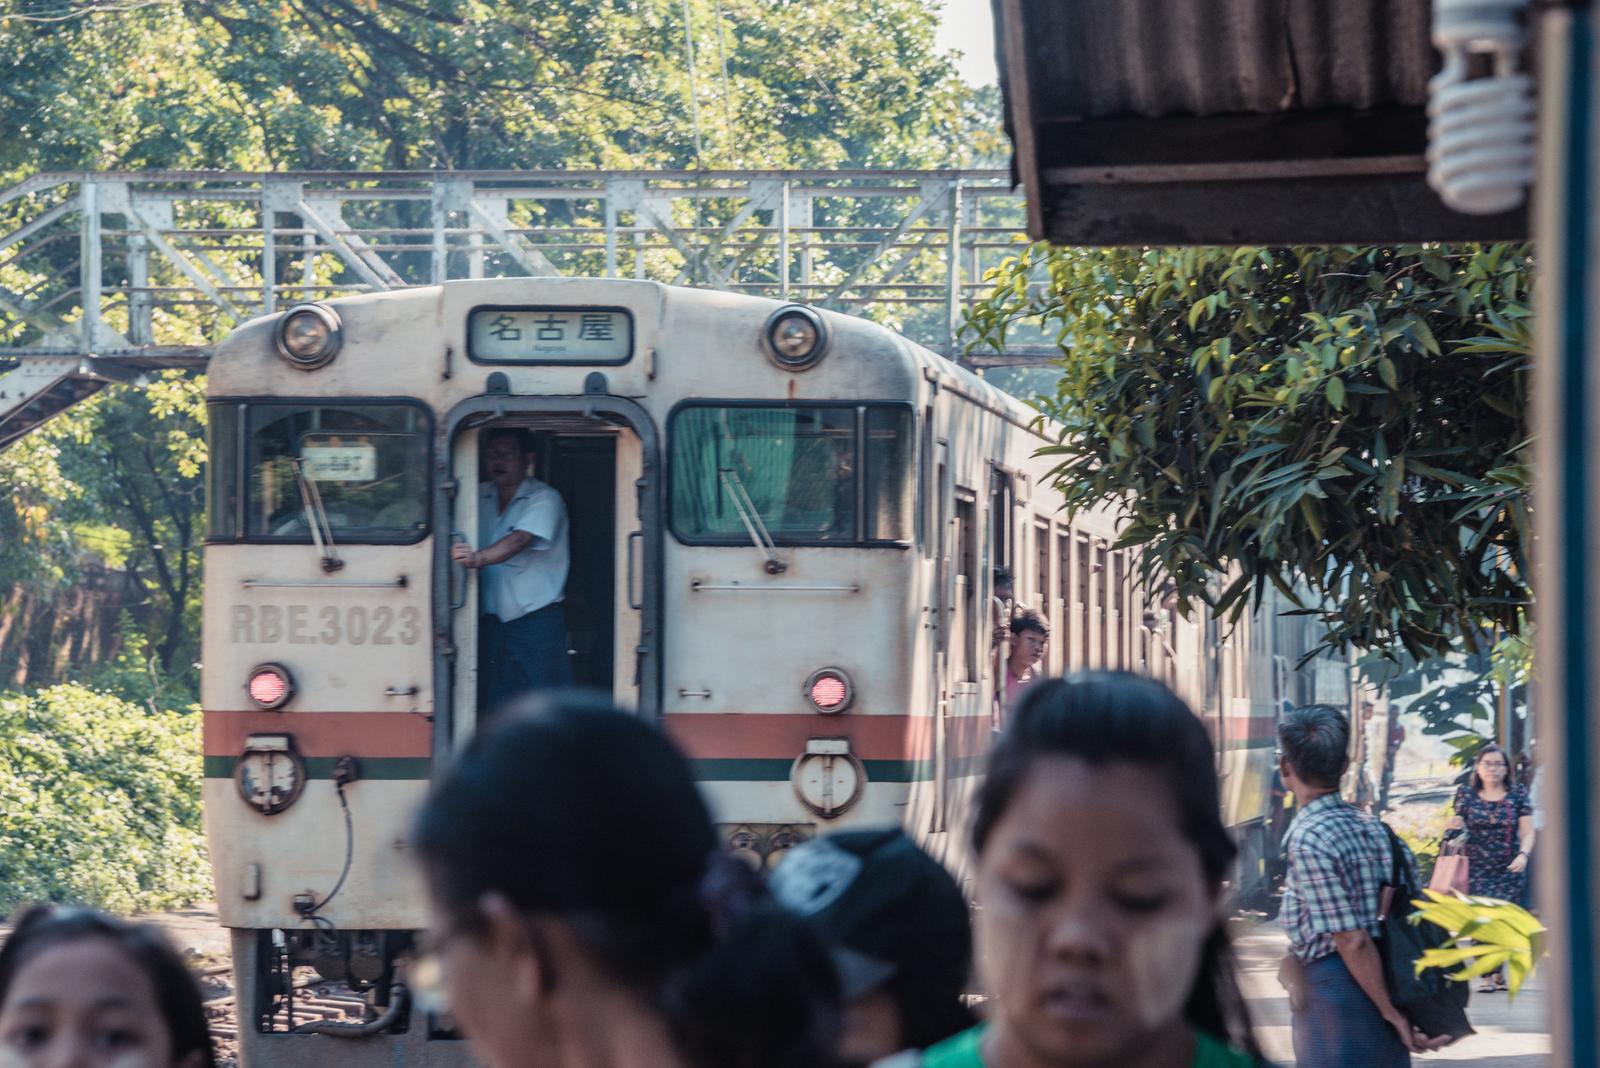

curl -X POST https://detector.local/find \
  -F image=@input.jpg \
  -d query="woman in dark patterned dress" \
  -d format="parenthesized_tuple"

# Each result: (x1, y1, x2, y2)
(1446, 743, 1535, 992)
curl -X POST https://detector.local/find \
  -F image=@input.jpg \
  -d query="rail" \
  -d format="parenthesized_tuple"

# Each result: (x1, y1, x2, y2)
(0, 169, 1046, 447)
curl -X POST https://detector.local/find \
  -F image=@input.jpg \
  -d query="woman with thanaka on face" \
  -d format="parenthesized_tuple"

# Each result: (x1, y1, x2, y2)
(906, 672, 1264, 1068)
(0, 907, 215, 1068)
(411, 693, 841, 1068)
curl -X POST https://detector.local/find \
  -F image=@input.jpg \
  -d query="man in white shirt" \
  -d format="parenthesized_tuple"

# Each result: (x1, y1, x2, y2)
(450, 428, 573, 715)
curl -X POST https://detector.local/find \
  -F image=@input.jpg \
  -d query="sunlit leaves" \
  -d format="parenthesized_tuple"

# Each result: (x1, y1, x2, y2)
(1412, 890, 1547, 998)
(964, 243, 1532, 660)
(0, 685, 209, 914)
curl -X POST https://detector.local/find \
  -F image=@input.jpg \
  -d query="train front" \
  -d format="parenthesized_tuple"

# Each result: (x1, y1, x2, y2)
(202, 293, 446, 1066)
(199, 277, 941, 1065)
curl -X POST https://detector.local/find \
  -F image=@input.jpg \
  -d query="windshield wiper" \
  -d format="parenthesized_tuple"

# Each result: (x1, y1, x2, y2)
(291, 456, 345, 573)
(718, 463, 786, 575)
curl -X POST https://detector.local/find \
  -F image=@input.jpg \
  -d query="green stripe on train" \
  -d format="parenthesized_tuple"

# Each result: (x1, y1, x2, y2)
(204, 756, 432, 780)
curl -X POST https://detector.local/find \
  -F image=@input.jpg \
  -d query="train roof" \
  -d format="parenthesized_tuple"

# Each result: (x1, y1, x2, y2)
(209, 277, 1055, 438)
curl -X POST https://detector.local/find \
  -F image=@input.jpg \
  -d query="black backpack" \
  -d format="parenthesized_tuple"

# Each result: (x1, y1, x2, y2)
(1376, 824, 1475, 1041)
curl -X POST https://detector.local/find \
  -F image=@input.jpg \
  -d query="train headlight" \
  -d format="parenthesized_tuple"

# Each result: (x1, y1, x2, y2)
(804, 668, 853, 714)
(763, 305, 829, 370)
(247, 662, 295, 710)
(274, 303, 343, 369)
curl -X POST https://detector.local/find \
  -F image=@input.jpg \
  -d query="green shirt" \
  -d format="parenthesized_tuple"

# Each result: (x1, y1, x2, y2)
(917, 1024, 1259, 1068)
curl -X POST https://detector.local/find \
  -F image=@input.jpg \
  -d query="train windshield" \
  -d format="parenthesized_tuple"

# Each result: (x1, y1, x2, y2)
(670, 404, 912, 544)
(208, 402, 430, 543)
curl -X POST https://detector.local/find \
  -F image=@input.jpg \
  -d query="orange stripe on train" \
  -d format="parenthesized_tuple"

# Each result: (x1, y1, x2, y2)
(662, 712, 988, 762)
(203, 710, 433, 758)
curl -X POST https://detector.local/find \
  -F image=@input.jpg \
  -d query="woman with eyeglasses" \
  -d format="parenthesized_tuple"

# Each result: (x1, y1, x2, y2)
(0, 906, 215, 1068)
(411, 692, 840, 1068)
(1445, 742, 1534, 992)
(904, 672, 1265, 1068)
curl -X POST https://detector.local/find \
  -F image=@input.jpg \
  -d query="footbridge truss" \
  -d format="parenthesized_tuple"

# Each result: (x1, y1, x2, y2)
(0, 169, 1041, 449)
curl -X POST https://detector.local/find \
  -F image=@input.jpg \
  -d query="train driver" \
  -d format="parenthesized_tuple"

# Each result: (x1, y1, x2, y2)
(451, 428, 573, 715)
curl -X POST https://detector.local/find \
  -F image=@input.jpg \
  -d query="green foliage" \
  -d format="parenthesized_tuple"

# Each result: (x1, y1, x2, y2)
(0, 685, 209, 915)
(1398, 828, 1442, 888)
(0, 0, 980, 177)
(1, 374, 206, 684)
(966, 244, 1532, 660)
(1412, 891, 1547, 998)
(0, 0, 995, 691)
(1361, 627, 1530, 760)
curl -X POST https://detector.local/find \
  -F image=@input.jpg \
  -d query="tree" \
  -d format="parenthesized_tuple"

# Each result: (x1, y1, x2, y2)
(966, 244, 1531, 661)
(0, 0, 991, 688)
(0, 0, 976, 179)
(0, 374, 205, 688)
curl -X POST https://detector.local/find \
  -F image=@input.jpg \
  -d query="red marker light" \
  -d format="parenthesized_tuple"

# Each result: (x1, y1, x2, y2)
(804, 669, 853, 714)
(247, 664, 294, 710)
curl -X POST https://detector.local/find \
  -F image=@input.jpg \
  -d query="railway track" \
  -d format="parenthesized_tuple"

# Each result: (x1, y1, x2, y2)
(201, 968, 372, 1067)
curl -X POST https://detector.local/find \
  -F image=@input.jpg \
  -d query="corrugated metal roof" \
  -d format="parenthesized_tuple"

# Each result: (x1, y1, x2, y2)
(1023, 0, 1436, 122)
(993, 0, 1527, 244)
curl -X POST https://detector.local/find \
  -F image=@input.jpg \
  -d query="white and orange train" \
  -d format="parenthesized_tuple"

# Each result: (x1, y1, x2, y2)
(201, 279, 1351, 1065)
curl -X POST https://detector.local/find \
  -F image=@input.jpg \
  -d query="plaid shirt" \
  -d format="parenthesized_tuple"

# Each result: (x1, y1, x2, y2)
(1280, 793, 1408, 963)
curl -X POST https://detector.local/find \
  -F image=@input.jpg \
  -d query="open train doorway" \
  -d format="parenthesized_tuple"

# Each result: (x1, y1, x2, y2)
(445, 406, 655, 745)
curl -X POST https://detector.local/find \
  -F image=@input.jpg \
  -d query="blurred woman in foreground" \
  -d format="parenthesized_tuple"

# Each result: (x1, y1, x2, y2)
(909, 672, 1265, 1068)
(0, 906, 214, 1068)
(412, 692, 840, 1068)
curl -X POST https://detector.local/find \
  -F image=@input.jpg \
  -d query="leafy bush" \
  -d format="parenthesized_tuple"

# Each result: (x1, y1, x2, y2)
(1388, 800, 1454, 886)
(1413, 892, 1547, 997)
(0, 685, 210, 914)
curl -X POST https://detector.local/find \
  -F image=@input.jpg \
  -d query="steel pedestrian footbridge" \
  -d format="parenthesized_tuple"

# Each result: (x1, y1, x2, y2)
(0, 169, 1044, 449)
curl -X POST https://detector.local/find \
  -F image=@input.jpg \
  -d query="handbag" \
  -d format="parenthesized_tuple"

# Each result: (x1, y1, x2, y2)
(1378, 824, 1475, 1041)
(1429, 834, 1471, 895)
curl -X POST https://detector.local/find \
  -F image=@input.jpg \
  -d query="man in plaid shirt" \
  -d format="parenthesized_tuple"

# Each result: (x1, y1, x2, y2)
(1276, 705, 1450, 1067)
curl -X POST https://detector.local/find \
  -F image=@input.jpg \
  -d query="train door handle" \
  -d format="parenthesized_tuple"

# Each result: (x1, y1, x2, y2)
(626, 531, 644, 610)
(450, 530, 468, 610)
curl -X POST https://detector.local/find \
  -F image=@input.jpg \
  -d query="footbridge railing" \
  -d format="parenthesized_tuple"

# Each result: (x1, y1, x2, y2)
(0, 170, 1042, 447)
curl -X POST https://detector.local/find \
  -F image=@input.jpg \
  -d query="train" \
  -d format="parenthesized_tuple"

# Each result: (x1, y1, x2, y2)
(200, 278, 1356, 1065)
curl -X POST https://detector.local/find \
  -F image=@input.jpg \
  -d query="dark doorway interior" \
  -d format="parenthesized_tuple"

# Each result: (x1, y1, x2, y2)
(542, 434, 616, 689)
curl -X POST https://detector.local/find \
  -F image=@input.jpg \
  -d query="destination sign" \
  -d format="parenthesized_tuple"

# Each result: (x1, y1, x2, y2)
(300, 444, 377, 482)
(468, 306, 633, 364)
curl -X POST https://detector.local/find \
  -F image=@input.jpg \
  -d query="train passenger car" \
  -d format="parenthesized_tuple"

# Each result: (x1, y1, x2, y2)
(201, 278, 1344, 1065)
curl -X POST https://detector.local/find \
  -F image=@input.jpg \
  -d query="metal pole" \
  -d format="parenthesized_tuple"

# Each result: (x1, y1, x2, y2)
(430, 182, 448, 285)
(80, 179, 100, 353)
(779, 180, 791, 301)
(127, 231, 151, 346)
(262, 202, 277, 315)
(946, 179, 963, 358)
(301, 229, 315, 301)
(1532, 7, 1597, 1065)
(604, 187, 618, 278)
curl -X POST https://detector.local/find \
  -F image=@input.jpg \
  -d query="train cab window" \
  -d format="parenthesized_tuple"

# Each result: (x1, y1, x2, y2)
(209, 401, 431, 543)
(670, 404, 913, 545)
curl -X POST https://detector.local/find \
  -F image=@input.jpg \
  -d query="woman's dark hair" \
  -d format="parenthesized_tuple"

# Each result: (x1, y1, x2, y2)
(414, 692, 839, 1068)
(972, 671, 1259, 1058)
(1471, 742, 1518, 792)
(0, 906, 216, 1068)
